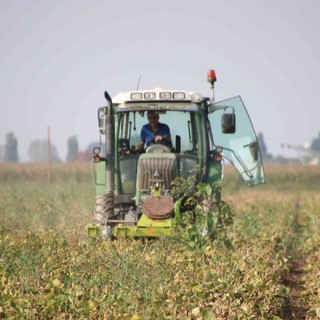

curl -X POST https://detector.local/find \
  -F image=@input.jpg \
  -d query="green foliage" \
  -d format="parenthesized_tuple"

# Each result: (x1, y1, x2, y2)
(172, 171, 234, 249)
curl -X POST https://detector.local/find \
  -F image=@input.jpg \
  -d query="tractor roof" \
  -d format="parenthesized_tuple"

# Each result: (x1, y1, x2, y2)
(112, 88, 205, 105)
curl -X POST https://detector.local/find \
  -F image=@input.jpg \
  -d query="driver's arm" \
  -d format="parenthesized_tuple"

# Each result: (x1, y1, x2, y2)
(155, 134, 171, 143)
(134, 140, 144, 152)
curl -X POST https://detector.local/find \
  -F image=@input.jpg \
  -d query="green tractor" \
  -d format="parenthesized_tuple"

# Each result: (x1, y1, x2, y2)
(87, 69, 265, 238)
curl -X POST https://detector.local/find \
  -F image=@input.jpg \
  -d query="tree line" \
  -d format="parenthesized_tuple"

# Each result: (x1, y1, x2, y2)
(0, 133, 93, 163)
(1, 131, 320, 163)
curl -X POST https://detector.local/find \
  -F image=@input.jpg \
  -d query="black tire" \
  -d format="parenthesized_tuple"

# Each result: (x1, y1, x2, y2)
(94, 193, 114, 225)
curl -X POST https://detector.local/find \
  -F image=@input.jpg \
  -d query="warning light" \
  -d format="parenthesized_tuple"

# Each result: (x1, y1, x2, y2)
(207, 69, 217, 102)
(93, 155, 101, 163)
(214, 146, 223, 161)
(207, 69, 217, 85)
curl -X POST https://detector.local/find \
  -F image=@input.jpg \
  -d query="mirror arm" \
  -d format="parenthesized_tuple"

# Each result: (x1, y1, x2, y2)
(209, 104, 235, 114)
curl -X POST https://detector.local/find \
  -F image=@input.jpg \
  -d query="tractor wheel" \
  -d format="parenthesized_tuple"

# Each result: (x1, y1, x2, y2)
(94, 193, 114, 225)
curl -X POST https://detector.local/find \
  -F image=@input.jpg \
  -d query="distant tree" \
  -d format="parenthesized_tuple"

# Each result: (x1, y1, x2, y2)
(257, 132, 268, 158)
(66, 135, 79, 162)
(28, 139, 61, 162)
(0, 145, 4, 162)
(310, 132, 320, 152)
(4, 132, 18, 162)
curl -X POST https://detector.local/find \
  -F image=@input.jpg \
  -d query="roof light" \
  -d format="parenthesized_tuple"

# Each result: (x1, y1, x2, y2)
(216, 146, 223, 154)
(93, 147, 100, 155)
(130, 92, 143, 100)
(173, 92, 185, 100)
(159, 92, 171, 99)
(190, 92, 202, 102)
(144, 92, 156, 99)
(207, 69, 217, 85)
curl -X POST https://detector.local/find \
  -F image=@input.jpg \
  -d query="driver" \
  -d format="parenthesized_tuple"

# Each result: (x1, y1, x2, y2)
(134, 111, 172, 152)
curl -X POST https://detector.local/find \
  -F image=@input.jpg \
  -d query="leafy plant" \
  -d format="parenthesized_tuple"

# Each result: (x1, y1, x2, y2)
(172, 170, 234, 248)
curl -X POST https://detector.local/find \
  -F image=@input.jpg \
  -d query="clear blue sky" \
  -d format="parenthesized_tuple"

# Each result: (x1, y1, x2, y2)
(1, 0, 319, 161)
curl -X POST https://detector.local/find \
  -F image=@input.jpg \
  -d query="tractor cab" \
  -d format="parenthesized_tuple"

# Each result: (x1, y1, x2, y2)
(88, 70, 265, 237)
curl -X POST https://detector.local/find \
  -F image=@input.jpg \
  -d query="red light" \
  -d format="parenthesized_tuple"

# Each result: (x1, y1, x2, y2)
(215, 145, 223, 161)
(93, 155, 101, 162)
(207, 69, 217, 84)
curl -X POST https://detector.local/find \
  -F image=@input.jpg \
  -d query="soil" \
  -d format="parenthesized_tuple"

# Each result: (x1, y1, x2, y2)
(281, 197, 308, 319)
(281, 252, 308, 319)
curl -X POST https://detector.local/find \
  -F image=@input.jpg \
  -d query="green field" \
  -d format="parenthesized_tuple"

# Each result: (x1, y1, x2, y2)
(0, 163, 320, 319)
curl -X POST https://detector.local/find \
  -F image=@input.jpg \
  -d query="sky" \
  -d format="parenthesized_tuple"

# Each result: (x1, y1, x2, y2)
(1, 0, 319, 162)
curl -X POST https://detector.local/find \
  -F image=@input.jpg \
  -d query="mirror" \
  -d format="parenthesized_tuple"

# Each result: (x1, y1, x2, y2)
(221, 113, 236, 133)
(98, 107, 107, 134)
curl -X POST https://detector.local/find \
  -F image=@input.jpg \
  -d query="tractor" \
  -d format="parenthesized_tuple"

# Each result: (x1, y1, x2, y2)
(86, 69, 265, 237)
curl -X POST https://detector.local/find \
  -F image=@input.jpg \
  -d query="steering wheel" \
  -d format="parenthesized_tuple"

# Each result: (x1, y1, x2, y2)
(145, 144, 171, 153)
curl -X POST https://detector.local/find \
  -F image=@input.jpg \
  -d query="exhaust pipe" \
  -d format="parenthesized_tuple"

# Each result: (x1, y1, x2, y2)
(104, 91, 114, 218)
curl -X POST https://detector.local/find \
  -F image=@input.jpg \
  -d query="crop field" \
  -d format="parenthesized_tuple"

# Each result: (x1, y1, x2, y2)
(0, 163, 320, 319)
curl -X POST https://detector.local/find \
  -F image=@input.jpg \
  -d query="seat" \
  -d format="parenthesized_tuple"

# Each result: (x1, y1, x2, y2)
(136, 153, 178, 191)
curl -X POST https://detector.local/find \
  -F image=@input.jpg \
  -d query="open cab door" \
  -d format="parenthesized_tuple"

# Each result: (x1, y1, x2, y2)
(208, 96, 265, 186)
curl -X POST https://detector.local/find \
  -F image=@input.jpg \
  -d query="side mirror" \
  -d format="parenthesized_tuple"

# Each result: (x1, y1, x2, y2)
(98, 107, 107, 134)
(221, 113, 236, 133)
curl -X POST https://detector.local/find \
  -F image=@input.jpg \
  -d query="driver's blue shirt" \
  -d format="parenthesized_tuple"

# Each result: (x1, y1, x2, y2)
(140, 122, 170, 147)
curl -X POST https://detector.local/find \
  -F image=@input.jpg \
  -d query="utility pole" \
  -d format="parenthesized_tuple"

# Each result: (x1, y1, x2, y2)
(47, 126, 51, 183)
